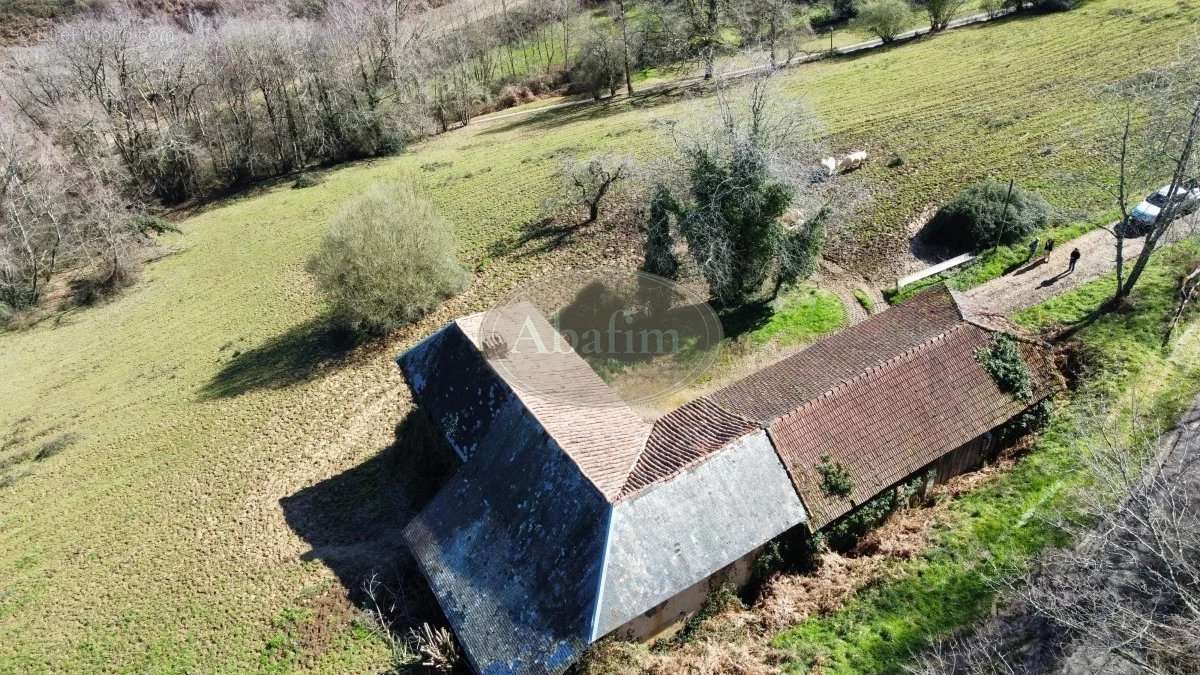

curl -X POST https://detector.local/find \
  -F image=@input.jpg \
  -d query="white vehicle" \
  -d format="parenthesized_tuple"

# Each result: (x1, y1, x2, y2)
(1126, 182, 1200, 236)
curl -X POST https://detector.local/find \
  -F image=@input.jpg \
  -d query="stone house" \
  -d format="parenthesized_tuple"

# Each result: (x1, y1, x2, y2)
(397, 285, 1061, 675)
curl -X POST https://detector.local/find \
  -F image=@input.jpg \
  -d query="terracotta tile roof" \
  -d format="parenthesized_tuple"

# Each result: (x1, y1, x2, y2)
(766, 322, 1061, 530)
(708, 285, 965, 424)
(614, 286, 977, 499)
(618, 398, 759, 497)
(457, 305, 653, 501)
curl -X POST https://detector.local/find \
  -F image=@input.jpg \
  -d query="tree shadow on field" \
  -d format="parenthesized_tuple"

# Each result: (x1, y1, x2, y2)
(717, 298, 776, 341)
(477, 82, 695, 138)
(487, 212, 593, 259)
(199, 316, 359, 399)
(280, 410, 459, 638)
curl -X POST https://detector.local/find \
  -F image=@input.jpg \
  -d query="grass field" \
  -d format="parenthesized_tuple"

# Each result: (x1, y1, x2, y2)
(2, 1, 1199, 671)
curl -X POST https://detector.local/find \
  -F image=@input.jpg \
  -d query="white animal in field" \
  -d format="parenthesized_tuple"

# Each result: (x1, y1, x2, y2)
(821, 150, 869, 176)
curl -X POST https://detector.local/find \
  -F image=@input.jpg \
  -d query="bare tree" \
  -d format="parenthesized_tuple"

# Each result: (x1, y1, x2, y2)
(906, 635, 1022, 675)
(1115, 41, 1200, 304)
(909, 402, 1200, 675)
(683, 0, 725, 80)
(611, 0, 636, 95)
(558, 153, 634, 224)
(0, 118, 133, 313)
(1008, 409, 1200, 675)
(1074, 40, 1200, 312)
(361, 573, 461, 672)
(1164, 264, 1200, 347)
(740, 0, 812, 68)
(1077, 96, 1150, 304)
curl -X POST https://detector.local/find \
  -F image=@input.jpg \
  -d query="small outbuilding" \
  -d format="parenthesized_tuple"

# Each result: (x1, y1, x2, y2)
(397, 285, 1061, 675)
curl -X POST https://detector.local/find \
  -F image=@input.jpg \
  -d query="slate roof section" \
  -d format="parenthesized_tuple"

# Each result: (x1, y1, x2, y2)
(398, 319, 515, 462)
(766, 321, 1061, 530)
(403, 385, 611, 675)
(708, 285, 964, 424)
(595, 430, 807, 638)
(456, 305, 652, 501)
(619, 397, 759, 497)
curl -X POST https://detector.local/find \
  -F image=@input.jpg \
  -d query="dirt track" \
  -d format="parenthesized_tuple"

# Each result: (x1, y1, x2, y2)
(962, 213, 1200, 317)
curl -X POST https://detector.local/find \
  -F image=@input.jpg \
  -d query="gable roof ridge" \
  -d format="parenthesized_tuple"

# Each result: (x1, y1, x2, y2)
(773, 320, 972, 426)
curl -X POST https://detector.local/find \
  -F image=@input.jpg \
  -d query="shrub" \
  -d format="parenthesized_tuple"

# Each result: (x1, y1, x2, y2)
(826, 488, 897, 551)
(306, 179, 468, 335)
(1011, 0, 1080, 11)
(854, 288, 875, 312)
(129, 214, 180, 237)
(674, 582, 742, 644)
(409, 623, 461, 672)
(830, 0, 860, 21)
(495, 84, 534, 109)
(35, 433, 79, 461)
(775, 214, 826, 295)
(0, 471, 27, 490)
(571, 33, 622, 101)
(855, 0, 913, 43)
(817, 453, 854, 498)
(291, 173, 321, 189)
(921, 0, 970, 31)
(996, 397, 1053, 445)
(69, 252, 140, 307)
(980, 0, 1006, 17)
(807, 3, 837, 29)
(925, 180, 1050, 251)
(678, 143, 793, 305)
(975, 333, 1034, 401)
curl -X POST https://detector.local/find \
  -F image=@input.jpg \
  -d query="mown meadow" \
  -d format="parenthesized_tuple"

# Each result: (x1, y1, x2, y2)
(2, 0, 1199, 671)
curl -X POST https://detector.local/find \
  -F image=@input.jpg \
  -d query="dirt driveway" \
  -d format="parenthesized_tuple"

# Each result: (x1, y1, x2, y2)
(962, 213, 1200, 317)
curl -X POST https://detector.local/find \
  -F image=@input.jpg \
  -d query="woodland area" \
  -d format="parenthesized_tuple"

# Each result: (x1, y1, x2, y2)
(0, 0, 826, 316)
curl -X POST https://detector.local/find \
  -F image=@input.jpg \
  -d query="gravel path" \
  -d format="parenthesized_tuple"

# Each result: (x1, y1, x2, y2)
(961, 214, 1200, 317)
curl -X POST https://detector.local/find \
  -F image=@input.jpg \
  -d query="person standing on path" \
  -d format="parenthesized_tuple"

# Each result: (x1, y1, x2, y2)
(1068, 248, 1081, 275)
(1027, 237, 1040, 262)
(1036, 238, 1055, 265)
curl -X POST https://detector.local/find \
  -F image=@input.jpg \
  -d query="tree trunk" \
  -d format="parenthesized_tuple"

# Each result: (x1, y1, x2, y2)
(616, 0, 634, 95)
(1120, 98, 1200, 299)
(703, 0, 718, 80)
(1113, 233, 1124, 303)
(768, 13, 778, 69)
